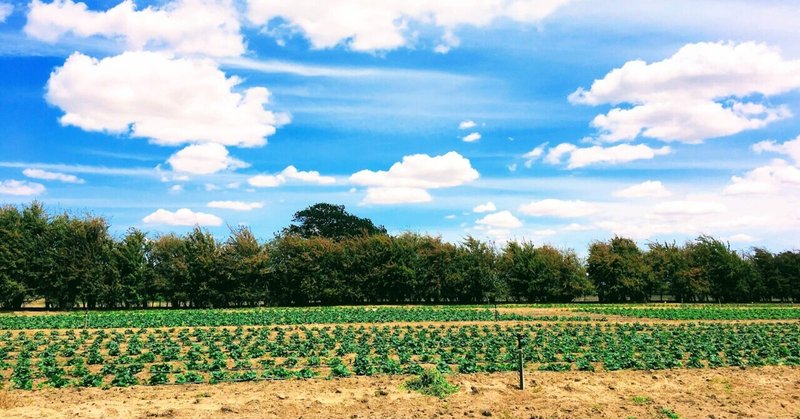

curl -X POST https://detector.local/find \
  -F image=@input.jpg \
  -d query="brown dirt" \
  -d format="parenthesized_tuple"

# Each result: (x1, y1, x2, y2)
(1, 366, 798, 418)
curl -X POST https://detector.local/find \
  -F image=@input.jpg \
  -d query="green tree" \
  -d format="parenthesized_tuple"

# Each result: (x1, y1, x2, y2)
(588, 237, 653, 302)
(282, 203, 387, 240)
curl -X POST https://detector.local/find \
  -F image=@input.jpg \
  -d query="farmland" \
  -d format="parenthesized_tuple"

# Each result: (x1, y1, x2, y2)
(0, 304, 798, 418)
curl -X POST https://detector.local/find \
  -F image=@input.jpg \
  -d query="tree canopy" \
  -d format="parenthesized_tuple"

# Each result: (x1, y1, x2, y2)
(282, 203, 387, 240)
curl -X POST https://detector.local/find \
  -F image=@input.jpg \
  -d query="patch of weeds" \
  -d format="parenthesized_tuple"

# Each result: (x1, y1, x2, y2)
(404, 368, 459, 399)
(658, 407, 680, 419)
(631, 395, 652, 405)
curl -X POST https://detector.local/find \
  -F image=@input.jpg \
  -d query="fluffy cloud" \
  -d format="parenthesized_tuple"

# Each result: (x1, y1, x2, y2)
(546, 143, 670, 169)
(458, 120, 476, 130)
(142, 208, 222, 226)
(22, 168, 84, 183)
(613, 180, 671, 198)
(523, 143, 547, 168)
(362, 187, 431, 205)
(570, 42, 800, 143)
(0, 2, 12, 22)
(724, 159, 800, 195)
(0, 180, 46, 196)
(280, 166, 336, 184)
(248, 165, 336, 188)
(462, 132, 481, 143)
(753, 136, 800, 164)
(207, 200, 264, 211)
(518, 199, 598, 218)
(350, 151, 479, 204)
(476, 210, 523, 229)
(167, 143, 247, 175)
(25, 0, 244, 57)
(46, 51, 287, 147)
(247, 0, 573, 52)
(472, 201, 496, 213)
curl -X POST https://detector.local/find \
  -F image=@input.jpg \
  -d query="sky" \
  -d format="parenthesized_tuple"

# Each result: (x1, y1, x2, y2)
(1, 0, 800, 253)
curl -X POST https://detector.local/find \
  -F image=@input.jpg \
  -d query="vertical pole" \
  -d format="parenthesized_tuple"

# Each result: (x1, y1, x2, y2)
(517, 333, 525, 390)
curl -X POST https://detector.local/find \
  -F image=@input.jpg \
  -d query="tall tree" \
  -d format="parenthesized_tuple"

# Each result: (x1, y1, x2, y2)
(588, 237, 653, 302)
(282, 203, 387, 240)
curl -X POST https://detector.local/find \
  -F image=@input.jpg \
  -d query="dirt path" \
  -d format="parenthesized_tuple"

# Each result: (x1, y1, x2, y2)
(1, 366, 798, 418)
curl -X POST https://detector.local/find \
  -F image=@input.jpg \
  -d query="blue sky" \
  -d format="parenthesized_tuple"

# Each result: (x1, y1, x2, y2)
(1, 0, 800, 253)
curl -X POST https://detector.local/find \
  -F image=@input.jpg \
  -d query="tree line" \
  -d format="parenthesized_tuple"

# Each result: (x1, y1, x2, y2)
(0, 202, 798, 309)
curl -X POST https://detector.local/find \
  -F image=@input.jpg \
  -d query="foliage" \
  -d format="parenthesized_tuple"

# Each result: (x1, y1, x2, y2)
(282, 203, 387, 240)
(404, 368, 459, 398)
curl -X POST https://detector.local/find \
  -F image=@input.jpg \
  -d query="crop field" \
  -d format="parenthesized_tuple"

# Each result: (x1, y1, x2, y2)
(0, 304, 799, 418)
(579, 306, 800, 320)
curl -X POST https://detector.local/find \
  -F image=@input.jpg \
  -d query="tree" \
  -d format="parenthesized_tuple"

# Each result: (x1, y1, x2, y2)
(588, 237, 653, 302)
(282, 203, 387, 240)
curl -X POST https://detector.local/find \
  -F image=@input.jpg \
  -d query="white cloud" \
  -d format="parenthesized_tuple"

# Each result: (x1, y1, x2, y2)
(563, 223, 594, 232)
(167, 143, 248, 175)
(724, 159, 800, 195)
(0, 2, 13, 22)
(46, 51, 288, 147)
(0, 180, 46, 196)
(462, 132, 481, 143)
(444, 214, 456, 220)
(248, 165, 336, 188)
(570, 42, 800, 143)
(246, 0, 573, 52)
(613, 180, 671, 198)
(207, 200, 264, 211)
(472, 201, 496, 213)
(753, 136, 800, 164)
(22, 168, 85, 184)
(507, 163, 517, 172)
(169, 184, 183, 192)
(362, 187, 432, 205)
(545, 143, 671, 169)
(25, 0, 244, 57)
(518, 199, 598, 218)
(204, 183, 219, 191)
(142, 208, 222, 226)
(544, 143, 577, 164)
(476, 210, 523, 229)
(280, 165, 335, 184)
(458, 120, 476, 130)
(351, 151, 479, 204)
(523, 143, 547, 168)
(248, 174, 284, 188)
(652, 200, 726, 217)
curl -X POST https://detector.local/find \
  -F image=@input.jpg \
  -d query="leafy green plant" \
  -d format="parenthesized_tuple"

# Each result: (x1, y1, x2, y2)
(404, 368, 459, 399)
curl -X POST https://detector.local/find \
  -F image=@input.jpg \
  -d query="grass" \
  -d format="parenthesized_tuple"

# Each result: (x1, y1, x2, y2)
(631, 395, 652, 405)
(658, 407, 680, 419)
(404, 368, 459, 399)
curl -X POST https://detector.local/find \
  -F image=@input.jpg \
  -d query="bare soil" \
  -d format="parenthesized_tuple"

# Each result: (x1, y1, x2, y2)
(1, 366, 798, 418)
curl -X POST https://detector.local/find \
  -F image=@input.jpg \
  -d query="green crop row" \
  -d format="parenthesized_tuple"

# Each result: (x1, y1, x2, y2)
(0, 322, 797, 389)
(578, 307, 800, 320)
(0, 307, 598, 330)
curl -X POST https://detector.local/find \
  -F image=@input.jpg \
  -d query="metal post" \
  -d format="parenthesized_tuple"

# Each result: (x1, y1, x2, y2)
(516, 333, 525, 390)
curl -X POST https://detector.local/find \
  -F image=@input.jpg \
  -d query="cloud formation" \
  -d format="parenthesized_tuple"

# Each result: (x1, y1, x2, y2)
(0, 180, 46, 196)
(350, 151, 479, 204)
(247, 0, 573, 52)
(207, 201, 264, 211)
(25, 0, 244, 57)
(472, 201, 496, 213)
(142, 208, 222, 226)
(571, 42, 800, 143)
(248, 165, 336, 188)
(476, 210, 523, 229)
(22, 168, 85, 183)
(0, 2, 12, 22)
(166, 143, 248, 175)
(613, 180, 671, 198)
(546, 143, 671, 169)
(46, 51, 287, 147)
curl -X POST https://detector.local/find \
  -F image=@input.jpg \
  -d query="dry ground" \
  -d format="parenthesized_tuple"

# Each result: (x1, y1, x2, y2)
(1, 366, 799, 418)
